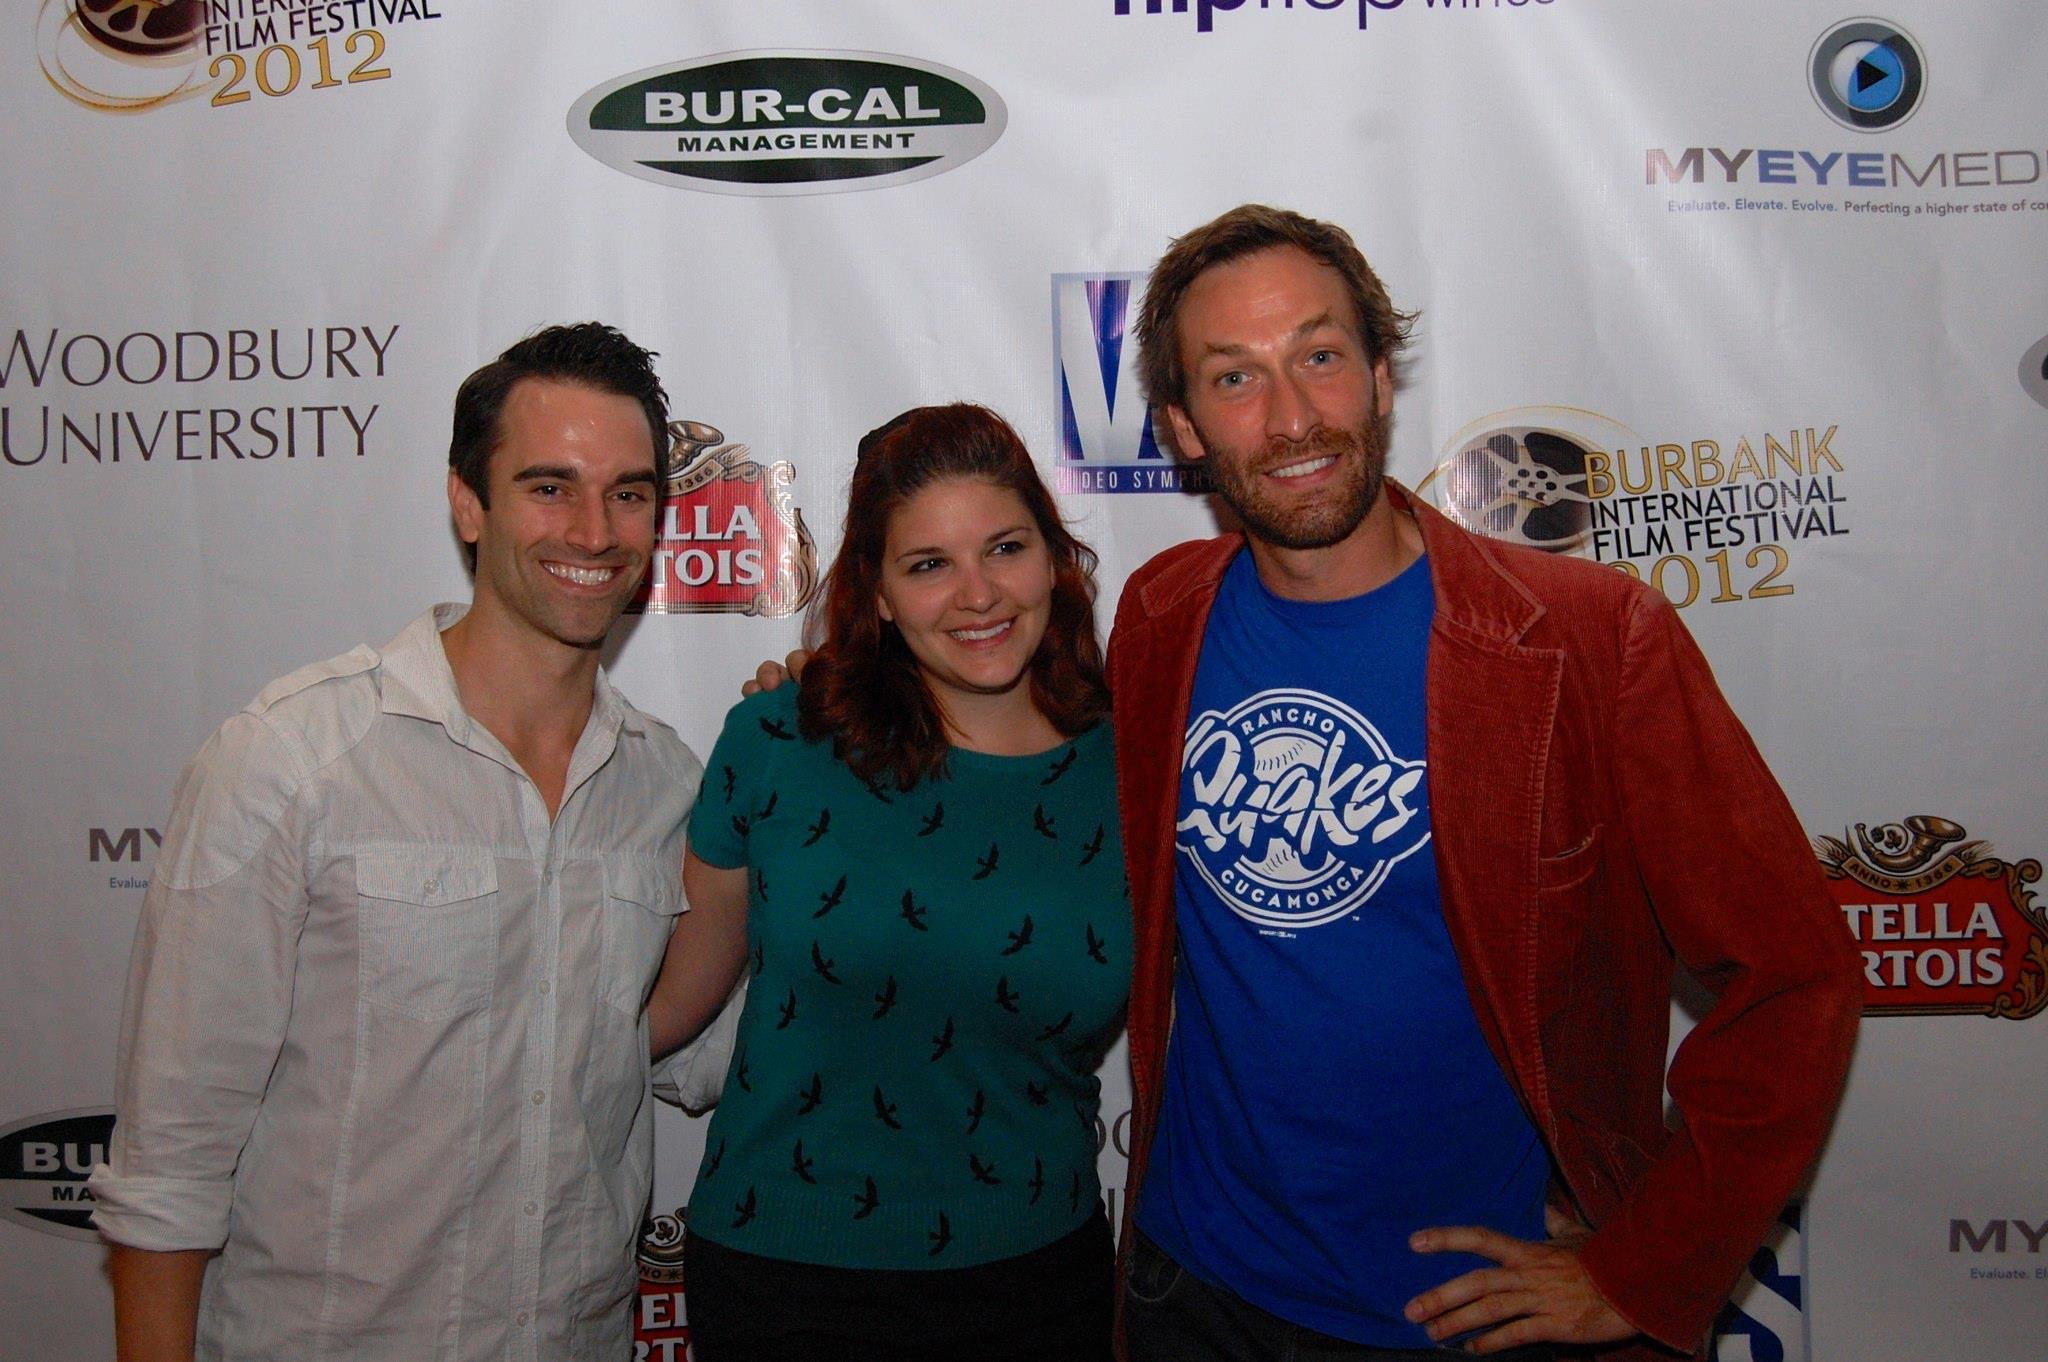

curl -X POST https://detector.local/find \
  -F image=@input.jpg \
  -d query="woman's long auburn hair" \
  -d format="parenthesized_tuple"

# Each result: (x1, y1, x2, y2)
(796, 403, 1110, 791)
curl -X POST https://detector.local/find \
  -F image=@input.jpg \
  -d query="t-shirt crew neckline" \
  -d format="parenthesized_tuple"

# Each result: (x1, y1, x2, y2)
(1235, 547, 1430, 625)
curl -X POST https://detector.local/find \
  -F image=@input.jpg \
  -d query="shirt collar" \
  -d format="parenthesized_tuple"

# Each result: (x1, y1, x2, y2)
(376, 603, 645, 744)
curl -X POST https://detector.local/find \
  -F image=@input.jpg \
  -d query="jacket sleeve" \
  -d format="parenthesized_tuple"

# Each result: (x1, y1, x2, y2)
(1573, 586, 1862, 1350)
(89, 712, 313, 1251)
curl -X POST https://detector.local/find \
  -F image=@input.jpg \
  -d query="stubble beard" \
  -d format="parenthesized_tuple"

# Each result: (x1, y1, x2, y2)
(1198, 413, 1391, 552)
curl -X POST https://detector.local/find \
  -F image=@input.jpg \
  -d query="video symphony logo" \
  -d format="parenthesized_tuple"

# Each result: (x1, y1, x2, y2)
(1052, 273, 1188, 495)
(630, 420, 819, 618)
(1809, 18, 1925, 132)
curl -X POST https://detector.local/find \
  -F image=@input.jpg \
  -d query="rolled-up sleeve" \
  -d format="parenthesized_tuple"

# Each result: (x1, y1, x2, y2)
(90, 711, 312, 1251)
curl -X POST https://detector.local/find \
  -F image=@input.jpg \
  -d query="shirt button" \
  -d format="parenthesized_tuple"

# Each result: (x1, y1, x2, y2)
(422, 877, 440, 895)
(515, 1311, 530, 1328)
(539, 978, 552, 995)
(530, 1090, 545, 1106)
(524, 1200, 538, 1216)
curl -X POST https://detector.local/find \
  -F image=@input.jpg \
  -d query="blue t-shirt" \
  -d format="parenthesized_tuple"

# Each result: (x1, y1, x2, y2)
(1136, 550, 1547, 1346)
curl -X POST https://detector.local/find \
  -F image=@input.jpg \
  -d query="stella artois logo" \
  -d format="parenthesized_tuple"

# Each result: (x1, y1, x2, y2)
(1816, 816, 2047, 1019)
(633, 1207, 691, 1357)
(633, 420, 819, 617)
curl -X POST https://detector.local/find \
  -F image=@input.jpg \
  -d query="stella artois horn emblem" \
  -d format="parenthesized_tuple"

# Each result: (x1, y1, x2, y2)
(1815, 815, 2047, 1020)
(632, 419, 820, 617)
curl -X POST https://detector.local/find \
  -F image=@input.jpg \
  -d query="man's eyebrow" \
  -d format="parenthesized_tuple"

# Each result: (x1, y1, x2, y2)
(1196, 310, 1345, 359)
(509, 463, 581, 485)
(507, 465, 658, 488)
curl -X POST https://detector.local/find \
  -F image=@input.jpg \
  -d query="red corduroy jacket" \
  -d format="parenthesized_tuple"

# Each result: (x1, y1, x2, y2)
(1107, 484, 1861, 1357)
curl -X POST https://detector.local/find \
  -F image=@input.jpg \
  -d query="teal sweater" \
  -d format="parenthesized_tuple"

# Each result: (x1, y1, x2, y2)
(685, 687, 1132, 1268)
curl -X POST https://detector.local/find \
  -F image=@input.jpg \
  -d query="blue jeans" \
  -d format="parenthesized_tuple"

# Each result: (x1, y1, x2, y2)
(1124, 1228, 1557, 1362)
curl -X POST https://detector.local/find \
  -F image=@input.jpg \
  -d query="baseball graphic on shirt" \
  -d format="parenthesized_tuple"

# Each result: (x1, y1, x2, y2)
(1178, 688, 1430, 929)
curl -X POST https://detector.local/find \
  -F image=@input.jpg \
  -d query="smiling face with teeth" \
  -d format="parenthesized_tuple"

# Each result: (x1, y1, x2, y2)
(874, 476, 1056, 725)
(1165, 244, 1397, 562)
(450, 377, 660, 654)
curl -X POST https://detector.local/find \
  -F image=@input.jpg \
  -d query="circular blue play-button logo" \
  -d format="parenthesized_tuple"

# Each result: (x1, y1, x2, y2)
(1811, 19, 1925, 130)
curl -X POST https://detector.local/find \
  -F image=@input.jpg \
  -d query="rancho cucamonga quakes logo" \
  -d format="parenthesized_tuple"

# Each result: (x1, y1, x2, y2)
(1178, 688, 1429, 930)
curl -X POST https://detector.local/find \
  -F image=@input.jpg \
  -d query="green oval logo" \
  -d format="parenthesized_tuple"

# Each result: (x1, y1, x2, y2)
(568, 50, 1007, 196)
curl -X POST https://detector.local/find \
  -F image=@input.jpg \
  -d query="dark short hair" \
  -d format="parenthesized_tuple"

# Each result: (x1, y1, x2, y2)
(448, 322, 671, 508)
(796, 403, 1110, 791)
(1135, 204, 1416, 415)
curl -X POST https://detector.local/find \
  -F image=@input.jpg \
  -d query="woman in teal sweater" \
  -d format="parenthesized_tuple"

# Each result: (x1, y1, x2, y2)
(649, 404, 1131, 1360)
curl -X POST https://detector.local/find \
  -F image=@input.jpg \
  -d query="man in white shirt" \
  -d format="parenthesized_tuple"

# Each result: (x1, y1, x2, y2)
(90, 323, 702, 1362)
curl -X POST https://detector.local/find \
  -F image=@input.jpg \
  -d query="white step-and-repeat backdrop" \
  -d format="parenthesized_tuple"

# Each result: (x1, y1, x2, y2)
(4, 3, 2044, 1357)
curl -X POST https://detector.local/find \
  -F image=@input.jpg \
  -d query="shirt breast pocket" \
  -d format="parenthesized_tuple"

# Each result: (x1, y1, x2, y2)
(600, 855, 683, 1017)
(355, 847, 500, 1023)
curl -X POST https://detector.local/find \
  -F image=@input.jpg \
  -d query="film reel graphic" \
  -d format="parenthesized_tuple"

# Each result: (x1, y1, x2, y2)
(37, 0, 213, 113)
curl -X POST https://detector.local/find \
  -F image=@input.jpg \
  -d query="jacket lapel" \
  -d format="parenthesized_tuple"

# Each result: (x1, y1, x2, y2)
(1401, 486, 1564, 1140)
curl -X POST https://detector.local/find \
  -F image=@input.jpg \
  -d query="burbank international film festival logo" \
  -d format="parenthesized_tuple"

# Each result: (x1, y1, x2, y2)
(1416, 406, 1852, 610)
(568, 50, 1005, 196)
(0, 1108, 115, 1241)
(1816, 816, 2047, 1018)
(1178, 688, 1430, 932)
(634, 1205, 692, 1360)
(38, 0, 445, 114)
(631, 419, 818, 618)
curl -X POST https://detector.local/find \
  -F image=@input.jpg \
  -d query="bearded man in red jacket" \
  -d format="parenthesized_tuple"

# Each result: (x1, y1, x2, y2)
(1107, 204, 1861, 1362)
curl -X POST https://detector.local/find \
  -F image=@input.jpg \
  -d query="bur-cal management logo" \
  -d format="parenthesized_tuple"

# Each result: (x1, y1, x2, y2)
(569, 51, 1006, 196)
(1, 1108, 115, 1241)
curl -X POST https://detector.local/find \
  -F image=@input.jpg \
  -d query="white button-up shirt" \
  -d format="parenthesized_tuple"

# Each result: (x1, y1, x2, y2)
(91, 606, 700, 1362)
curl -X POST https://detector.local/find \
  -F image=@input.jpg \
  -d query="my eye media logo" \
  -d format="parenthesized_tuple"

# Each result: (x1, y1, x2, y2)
(38, 0, 445, 115)
(2022, 334, 2048, 412)
(1809, 18, 1925, 132)
(1648, 18, 2048, 218)
(1112, 0, 1555, 37)
(569, 51, 1006, 196)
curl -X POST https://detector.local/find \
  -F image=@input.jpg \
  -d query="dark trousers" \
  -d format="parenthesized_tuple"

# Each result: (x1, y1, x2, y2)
(1124, 1228, 1556, 1362)
(683, 1211, 1114, 1361)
